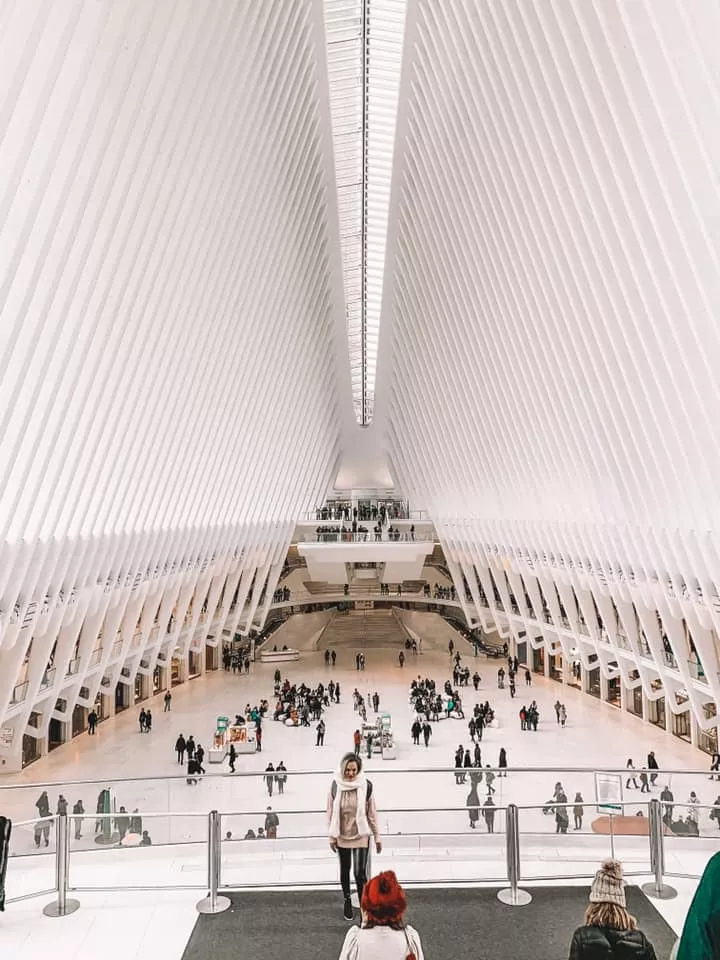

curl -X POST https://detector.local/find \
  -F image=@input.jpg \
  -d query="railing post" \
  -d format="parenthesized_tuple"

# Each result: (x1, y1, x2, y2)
(642, 799, 677, 900)
(497, 804, 531, 906)
(196, 810, 231, 915)
(43, 814, 80, 917)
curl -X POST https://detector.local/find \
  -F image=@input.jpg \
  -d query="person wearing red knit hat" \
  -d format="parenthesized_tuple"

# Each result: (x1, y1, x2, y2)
(337, 871, 424, 960)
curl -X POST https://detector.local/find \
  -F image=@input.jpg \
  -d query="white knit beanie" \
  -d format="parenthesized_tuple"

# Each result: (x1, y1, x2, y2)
(589, 859, 626, 908)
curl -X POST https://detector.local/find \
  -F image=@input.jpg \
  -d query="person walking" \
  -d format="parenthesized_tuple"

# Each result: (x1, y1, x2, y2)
(144, 709, 152, 732)
(353, 729, 362, 758)
(87, 709, 98, 734)
(485, 765, 496, 796)
(164, 691, 172, 712)
(276, 761, 287, 794)
(525, 668, 532, 686)
(72, 799, 84, 839)
(255, 725, 263, 752)
(639, 771, 650, 794)
(411, 720, 422, 745)
(116, 806, 130, 841)
(568, 859, 658, 960)
(574, 793, 584, 830)
(560, 704, 567, 727)
(422, 721, 432, 747)
(228, 742, 237, 774)
(265, 763, 275, 796)
(498, 747, 508, 777)
(331, 650, 337, 666)
(398, 651, 405, 668)
(139, 709, 147, 733)
(555, 793, 570, 834)
(474, 742, 482, 768)
(647, 751, 659, 787)
(454, 746, 464, 784)
(337, 871, 423, 960)
(316, 718, 326, 746)
(467, 782, 480, 829)
(335, 681, 341, 703)
(186, 736, 196, 761)
(625, 759, 639, 790)
(327, 753, 382, 921)
(554, 700, 562, 724)
(709, 796, 720, 830)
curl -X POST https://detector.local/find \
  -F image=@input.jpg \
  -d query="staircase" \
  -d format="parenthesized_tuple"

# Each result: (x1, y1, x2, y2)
(321, 609, 407, 648)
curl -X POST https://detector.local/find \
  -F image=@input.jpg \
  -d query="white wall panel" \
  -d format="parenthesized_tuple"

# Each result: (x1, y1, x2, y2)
(0, 0, 349, 769)
(376, 0, 720, 731)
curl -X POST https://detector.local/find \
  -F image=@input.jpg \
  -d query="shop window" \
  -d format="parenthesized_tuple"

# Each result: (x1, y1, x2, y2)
(648, 696, 666, 730)
(607, 677, 621, 707)
(672, 710, 691, 743)
(587, 667, 601, 699)
(532, 647, 545, 674)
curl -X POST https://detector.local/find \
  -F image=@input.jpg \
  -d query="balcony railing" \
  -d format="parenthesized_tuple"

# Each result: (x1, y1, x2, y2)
(2, 767, 708, 913)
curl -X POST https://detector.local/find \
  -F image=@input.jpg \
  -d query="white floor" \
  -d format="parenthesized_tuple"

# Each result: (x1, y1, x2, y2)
(2, 643, 718, 958)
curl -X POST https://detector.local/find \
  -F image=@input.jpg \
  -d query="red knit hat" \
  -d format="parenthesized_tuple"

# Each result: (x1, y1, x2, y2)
(361, 871, 407, 923)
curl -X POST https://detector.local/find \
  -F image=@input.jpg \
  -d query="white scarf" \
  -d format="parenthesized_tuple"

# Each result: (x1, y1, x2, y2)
(329, 771, 370, 840)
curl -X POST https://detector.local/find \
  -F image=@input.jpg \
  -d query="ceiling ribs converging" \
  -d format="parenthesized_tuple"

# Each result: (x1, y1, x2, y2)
(324, 0, 406, 425)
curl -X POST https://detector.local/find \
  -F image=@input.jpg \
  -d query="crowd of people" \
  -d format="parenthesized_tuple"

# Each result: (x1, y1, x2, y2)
(222, 647, 251, 673)
(33, 789, 152, 848)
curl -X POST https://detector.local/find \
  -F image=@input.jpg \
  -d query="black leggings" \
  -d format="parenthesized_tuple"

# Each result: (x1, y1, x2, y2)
(338, 845, 370, 900)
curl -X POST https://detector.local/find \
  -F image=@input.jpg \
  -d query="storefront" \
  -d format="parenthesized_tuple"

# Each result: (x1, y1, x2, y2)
(71, 704, 86, 737)
(134, 673, 147, 704)
(587, 667, 601, 699)
(171, 656, 184, 687)
(205, 644, 218, 672)
(606, 677, 621, 708)
(188, 650, 201, 679)
(698, 704, 717, 756)
(549, 653, 563, 682)
(114, 681, 129, 713)
(22, 733, 40, 767)
(532, 647, 545, 674)
(672, 709, 691, 743)
(626, 682, 643, 718)
(48, 717, 65, 752)
(647, 695, 666, 731)
(153, 665, 164, 694)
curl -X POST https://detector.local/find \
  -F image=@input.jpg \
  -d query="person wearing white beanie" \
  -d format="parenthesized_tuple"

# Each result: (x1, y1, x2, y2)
(568, 859, 657, 959)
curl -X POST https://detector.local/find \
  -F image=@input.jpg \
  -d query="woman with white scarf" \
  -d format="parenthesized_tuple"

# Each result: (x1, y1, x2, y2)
(328, 752, 382, 921)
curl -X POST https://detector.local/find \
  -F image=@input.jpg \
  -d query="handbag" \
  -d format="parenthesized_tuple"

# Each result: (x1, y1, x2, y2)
(402, 924, 417, 960)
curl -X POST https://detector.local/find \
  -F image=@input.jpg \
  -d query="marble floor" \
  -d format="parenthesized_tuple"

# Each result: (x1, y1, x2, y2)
(1, 642, 718, 958)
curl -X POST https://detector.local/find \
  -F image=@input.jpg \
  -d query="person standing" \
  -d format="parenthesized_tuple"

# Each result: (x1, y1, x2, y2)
(72, 799, 84, 839)
(687, 792, 700, 830)
(56, 795, 68, 817)
(485, 765, 496, 796)
(660, 785, 674, 824)
(255, 726, 263, 752)
(164, 691, 172, 712)
(398, 651, 405, 668)
(36, 791, 50, 819)
(353, 729, 362, 757)
(88, 709, 98, 734)
(372, 692, 380, 712)
(626, 759, 639, 790)
(573, 793, 584, 830)
(265, 763, 275, 796)
(139, 709, 147, 733)
(554, 700, 562, 724)
(498, 747, 508, 777)
(337, 871, 424, 960)
(194, 743, 204, 773)
(116, 806, 130, 841)
(186, 736, 196, 761)
(276, 761, 287, 794)
(474, 743, 482, 768)
(335, 682, 341, 703)
(175, 734, 186, 764)
(327, 753, 382, 921)
(316, 718, 326, 746)
(568, 859, 658, 960)
(265, 807, 279, 839)
(422, 721, 432, 747)
(525, 668, 532, 686)
(144, 709, 152, 732)
(228, 742, 237, 774)
(483, 796, 496, 833)
(454, 746, 464, 784)
(331, 650, 337, 666)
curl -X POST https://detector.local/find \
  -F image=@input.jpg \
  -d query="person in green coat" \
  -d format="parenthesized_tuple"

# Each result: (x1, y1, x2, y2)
(675, 851, 720, 959)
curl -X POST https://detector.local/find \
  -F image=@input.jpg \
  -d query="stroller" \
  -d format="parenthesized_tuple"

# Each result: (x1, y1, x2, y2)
(542, 799, 555, 815)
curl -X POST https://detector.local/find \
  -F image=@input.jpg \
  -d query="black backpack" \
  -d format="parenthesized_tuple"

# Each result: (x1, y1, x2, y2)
(331, 778, 373, 800)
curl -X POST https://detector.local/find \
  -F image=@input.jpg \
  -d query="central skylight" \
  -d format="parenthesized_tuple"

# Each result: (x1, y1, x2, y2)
(324, 0, 406, 425)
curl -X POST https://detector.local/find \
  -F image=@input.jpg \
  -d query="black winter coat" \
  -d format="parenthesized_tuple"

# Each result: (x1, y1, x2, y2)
(569, 925, 657, 960)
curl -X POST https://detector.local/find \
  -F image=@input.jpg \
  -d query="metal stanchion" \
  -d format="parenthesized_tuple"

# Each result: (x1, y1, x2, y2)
(642, 799, 677, 900)
(497, 804, 532, 906)
(43, 813, 80, 917)
(196, 810, 231, 915)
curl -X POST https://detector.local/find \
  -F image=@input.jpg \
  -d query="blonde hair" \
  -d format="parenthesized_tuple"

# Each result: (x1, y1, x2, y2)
(584, 902, 637, 931)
